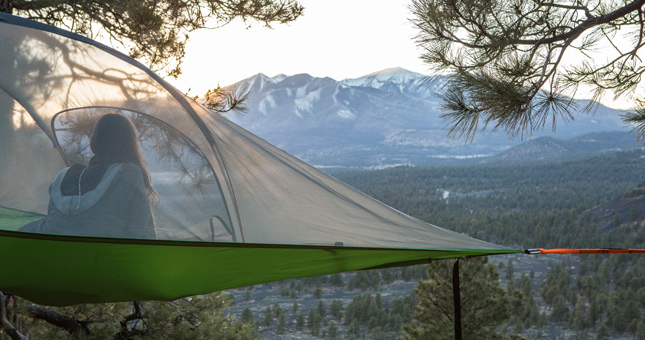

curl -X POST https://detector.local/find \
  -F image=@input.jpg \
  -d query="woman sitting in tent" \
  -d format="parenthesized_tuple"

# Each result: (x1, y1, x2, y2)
(19, 113, 157, 239)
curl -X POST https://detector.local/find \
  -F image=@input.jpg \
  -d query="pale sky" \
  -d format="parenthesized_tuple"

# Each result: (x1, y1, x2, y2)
(168, 0, 633, 110)
(169, 0, 428, 95)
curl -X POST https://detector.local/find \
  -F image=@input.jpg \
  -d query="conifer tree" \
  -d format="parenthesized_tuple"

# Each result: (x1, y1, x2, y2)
(276, 311, 286, 334)
(296, 311, 305, 330)
(240, 308, 255, 324)
(329, 273, 345, 287)
(317, 300, 326, 318)
(328, 321, 339, 339)
(329, 299, 344, 320)
(402, 257, 522, 340)
(347, 318, 361, 338)
(263, 306, 272, 327)
(596, 322, 610, 340)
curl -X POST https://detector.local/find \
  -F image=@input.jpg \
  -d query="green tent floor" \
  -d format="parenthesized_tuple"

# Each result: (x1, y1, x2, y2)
(0, 229, 521, 306)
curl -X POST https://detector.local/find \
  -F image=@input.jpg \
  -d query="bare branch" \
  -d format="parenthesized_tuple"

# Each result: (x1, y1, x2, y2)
(519, 0, 645, 46)
(113, 301, 146, 340)
(1, 292, 28, 340)
(26, 305, 91, 335)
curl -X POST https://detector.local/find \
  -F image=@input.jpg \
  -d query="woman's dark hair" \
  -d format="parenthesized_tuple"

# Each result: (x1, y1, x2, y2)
(90, 113, 158, 206)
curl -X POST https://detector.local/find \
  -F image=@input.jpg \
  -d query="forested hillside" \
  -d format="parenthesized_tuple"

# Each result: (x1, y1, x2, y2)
(227, 149, 645, 340)
(336, 149, 645, 249)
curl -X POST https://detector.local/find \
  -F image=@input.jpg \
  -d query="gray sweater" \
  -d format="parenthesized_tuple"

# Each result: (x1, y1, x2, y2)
(20, 163, 156, 239)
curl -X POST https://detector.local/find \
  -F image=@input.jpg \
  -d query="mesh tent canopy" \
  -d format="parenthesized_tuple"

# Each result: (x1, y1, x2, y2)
(0, 13, 522, 306)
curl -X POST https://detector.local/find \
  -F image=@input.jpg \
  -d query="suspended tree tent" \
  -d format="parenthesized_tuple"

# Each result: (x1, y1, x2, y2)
(0, 13, 521, 307)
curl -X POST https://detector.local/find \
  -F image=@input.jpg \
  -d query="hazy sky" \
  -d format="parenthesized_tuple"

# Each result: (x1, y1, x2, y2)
(169, 0, 427, 95)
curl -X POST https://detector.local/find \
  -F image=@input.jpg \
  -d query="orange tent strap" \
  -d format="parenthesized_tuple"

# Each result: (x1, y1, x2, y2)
(536, 248, 645, 254)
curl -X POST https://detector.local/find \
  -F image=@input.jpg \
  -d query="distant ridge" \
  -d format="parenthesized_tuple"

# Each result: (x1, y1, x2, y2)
(488, 137, 569, 162)
(484, 131, 639, 163)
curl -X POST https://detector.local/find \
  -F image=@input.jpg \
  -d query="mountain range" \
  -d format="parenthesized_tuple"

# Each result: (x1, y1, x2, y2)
(223, 67, 638, 169)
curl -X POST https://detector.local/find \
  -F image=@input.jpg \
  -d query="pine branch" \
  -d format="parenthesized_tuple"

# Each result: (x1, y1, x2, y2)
(412, 0, 645, 142)
(623, 108, 645, 141)
(10, 0, 304, 76)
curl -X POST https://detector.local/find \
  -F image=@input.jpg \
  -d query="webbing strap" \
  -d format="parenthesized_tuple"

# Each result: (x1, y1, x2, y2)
(526, 248, 645, 255)
(453, 258, 462, 340)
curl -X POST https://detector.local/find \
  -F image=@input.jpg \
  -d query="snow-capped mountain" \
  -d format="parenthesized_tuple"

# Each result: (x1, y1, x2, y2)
(224, 68, 633, 169)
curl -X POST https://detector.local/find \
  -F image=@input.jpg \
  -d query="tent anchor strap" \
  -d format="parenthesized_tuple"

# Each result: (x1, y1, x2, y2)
(453, 258, 462, 340)
(525, 248, 645, 255)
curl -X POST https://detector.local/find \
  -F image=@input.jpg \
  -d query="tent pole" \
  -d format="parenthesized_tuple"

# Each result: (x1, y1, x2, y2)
(453, 258, 462, 340)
